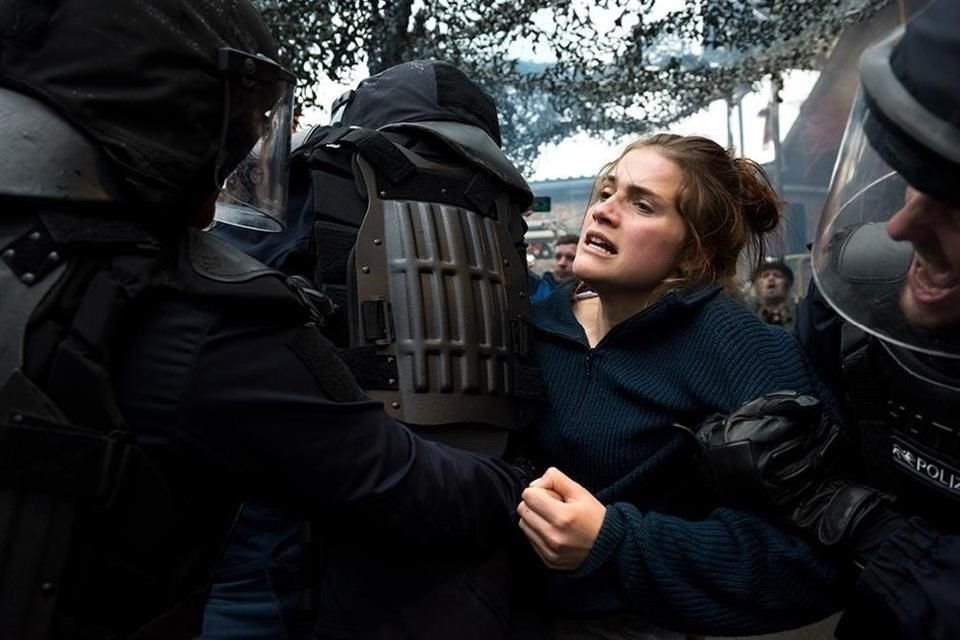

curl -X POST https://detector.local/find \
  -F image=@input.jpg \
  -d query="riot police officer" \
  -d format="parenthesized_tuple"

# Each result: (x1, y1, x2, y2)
(800, 0, 960, 634)
(0, 1, 525, 637)
(758, 0, 960, 636)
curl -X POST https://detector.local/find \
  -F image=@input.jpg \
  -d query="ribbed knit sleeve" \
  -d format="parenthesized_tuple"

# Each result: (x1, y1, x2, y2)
(553, 502, 843, 636)
(528, 287, 846, 634)
(690, 295, 839, 416)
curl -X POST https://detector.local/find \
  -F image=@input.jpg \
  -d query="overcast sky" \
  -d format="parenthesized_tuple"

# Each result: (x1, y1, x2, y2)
(528, 70, 819, 181)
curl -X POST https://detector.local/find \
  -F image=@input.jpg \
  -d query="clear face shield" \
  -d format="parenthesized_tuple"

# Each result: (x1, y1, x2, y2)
(812, 90, 960, 359)
(214, 48, 296, 232)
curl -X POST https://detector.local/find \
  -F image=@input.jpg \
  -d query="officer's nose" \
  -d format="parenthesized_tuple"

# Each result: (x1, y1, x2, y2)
(887, 188, 936, 244)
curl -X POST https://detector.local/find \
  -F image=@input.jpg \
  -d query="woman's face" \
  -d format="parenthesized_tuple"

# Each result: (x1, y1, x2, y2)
(574, 146, 688, 294)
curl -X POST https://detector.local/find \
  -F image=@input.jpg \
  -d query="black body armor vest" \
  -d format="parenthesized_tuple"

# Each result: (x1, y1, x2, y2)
(843, 326, 960, 532)
(1, 203, 306, 638)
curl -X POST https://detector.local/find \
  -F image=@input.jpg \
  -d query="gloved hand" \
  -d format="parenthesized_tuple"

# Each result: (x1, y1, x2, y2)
(690, 391, 906, 567)
(692, 390, 843, 508)
(792, 479, 903, 567)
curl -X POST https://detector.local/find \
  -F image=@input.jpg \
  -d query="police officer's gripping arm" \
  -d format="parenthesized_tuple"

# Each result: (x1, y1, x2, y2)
(116, 293, 526, 550)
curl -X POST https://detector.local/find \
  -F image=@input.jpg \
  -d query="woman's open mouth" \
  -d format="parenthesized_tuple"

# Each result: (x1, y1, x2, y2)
(583, 231, 617, 257)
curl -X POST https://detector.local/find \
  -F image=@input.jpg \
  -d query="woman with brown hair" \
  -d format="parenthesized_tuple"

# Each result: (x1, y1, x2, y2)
(513, 134, 843, 638)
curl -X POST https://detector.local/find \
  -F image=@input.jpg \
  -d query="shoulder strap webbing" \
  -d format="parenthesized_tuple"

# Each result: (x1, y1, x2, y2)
(311, 126, 416, 184)
(287, 326, 364, 403)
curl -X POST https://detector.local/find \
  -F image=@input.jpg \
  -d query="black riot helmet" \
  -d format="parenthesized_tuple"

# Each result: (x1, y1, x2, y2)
(329, 60, 503, 146)
(812, 0, 960, 359)
(326, 60, 531, 209)
(0, 0, 295, 225)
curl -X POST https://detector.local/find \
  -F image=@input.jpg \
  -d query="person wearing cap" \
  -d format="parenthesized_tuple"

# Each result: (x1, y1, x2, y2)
(752, 257, 796, 330)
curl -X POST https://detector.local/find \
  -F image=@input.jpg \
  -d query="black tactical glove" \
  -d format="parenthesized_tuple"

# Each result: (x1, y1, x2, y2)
(791, 479, 904, 567)
(690, 391, 906, 568)
(692, 390, 843, 508)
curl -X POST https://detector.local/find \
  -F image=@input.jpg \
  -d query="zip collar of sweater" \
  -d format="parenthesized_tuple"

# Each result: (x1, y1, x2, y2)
(531, 280, 722, 345)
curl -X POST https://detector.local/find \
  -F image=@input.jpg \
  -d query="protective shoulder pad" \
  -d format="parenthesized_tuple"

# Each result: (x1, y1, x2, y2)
(183, 229, 304, 314)
(187, 229, 281, 283)
(0, 87, 122, 202)
(379, 121, 532, 207)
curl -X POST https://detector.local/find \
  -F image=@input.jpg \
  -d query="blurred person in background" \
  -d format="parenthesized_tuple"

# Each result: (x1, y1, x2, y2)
(753, 257, 796, 331)
(530, 234, 579, 302)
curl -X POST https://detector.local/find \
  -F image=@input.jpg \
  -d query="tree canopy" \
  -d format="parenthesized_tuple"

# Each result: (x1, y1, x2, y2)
(255, 0, 890, 172)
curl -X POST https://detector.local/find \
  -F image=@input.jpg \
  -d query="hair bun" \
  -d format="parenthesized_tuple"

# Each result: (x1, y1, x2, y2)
(733, 156, 782, 234)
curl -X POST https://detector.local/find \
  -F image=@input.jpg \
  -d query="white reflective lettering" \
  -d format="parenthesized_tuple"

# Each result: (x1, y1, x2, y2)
(890, 439, 960, 497)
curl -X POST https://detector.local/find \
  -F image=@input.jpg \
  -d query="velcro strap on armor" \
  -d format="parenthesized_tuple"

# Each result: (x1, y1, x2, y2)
(314, 127, 416, 183)
(313, 221, 357, 287)
(308, 166, 366, 228)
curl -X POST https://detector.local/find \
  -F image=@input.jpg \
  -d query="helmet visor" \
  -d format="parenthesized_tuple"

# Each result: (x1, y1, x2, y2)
(813, 90, 960, 358)
(214, 48, 296, 232)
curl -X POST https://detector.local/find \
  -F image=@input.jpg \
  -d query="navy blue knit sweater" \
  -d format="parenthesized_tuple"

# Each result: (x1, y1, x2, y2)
(525, 282, 844, 636)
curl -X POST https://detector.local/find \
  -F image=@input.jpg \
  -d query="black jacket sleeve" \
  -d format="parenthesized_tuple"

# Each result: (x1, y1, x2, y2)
(116, 297, 523, 549)
(836, 518, 960, 640)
